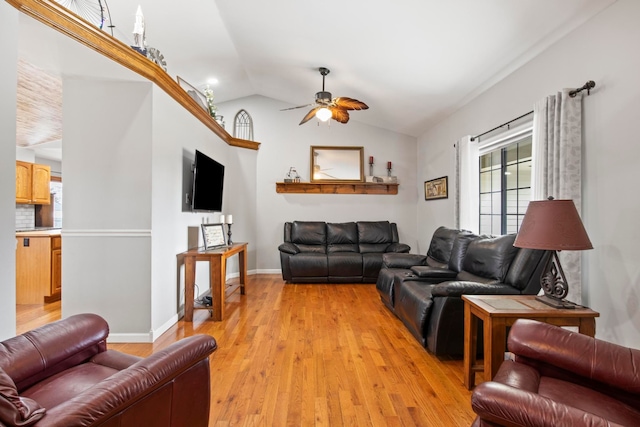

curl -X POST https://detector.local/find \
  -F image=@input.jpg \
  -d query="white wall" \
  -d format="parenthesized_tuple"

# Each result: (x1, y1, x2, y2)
(0, 4, 19, 340)
(61, 78, 154, 339)
(150, 86, 258, 336)
(417, 0, 640, 347)
(216, 95, 419, 272)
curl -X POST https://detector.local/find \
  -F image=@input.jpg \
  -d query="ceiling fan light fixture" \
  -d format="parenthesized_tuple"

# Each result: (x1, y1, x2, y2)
(316, 107, 332, 122)
(282, 67, 368, 125)
(315, 91, 332, 104)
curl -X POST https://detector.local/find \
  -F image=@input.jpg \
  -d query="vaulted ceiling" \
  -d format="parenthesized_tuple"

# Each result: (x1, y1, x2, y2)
(16, 0, 616, 160)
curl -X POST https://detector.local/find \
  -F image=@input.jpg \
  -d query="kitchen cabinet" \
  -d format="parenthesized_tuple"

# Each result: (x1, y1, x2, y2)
(16, 161, 51, 205)
(16, 231, 61, 304)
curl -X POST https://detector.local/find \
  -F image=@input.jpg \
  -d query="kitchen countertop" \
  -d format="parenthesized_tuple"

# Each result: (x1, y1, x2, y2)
(16, 228, 61, 237)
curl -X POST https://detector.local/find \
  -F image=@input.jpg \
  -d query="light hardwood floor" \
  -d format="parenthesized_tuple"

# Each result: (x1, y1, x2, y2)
(16, 274, 479, 426)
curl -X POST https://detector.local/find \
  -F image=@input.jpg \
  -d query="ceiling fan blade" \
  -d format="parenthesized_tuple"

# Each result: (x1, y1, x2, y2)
(299, 106, 321, 125)
(331, 107, 350, 124)
(333, 97, 369, 110)
(280, 103, 314, 111)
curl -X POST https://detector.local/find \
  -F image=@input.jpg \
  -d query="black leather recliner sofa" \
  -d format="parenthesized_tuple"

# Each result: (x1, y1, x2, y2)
(279, 221, 410, 283)
(376, 226, 550, 357)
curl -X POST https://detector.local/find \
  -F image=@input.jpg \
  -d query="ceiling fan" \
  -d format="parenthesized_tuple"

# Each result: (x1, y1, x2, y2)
(282, 67, 369, 125)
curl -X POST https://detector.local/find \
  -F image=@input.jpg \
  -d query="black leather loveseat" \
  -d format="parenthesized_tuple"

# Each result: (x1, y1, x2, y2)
(376, 226, 550, 356)
(279, 221, 410, 283)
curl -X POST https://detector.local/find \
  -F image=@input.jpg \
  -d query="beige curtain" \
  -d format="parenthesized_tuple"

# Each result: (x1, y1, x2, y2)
(531, 89, 584, 303)
(454, 135, 479, 233)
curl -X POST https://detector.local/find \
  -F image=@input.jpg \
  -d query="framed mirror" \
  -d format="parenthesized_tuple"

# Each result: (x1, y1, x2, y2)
(310, 146, 364, 182)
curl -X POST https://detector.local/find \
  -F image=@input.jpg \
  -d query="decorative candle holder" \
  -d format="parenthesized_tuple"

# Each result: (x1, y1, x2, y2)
(387, 161, 392, 177)
(369, 156, 374, 176)
(227, 224, 233, 245)
(226, 224, 233, 245)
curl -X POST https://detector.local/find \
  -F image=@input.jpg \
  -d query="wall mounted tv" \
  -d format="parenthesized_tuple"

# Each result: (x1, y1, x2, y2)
(191, 150, 225, 212)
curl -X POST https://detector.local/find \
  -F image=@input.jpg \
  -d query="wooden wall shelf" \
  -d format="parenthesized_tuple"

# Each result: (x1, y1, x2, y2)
(7, 0, 260, 151)
(276, 182, 398, 195)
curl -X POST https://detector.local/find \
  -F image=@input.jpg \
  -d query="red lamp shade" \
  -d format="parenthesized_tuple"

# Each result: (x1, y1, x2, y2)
(514, 198, 593, 251)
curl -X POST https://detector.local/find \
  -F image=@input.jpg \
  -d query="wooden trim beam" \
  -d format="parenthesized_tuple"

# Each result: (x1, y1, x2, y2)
(6, 0, 260, 151)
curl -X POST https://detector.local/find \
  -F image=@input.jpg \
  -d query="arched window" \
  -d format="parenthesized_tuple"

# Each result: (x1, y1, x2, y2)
(233, 110, 254, 141)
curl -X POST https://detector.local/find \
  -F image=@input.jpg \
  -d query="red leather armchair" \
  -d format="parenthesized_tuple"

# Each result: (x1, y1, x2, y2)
(0, 314, 217, 427)
(471, 319, 640, 427)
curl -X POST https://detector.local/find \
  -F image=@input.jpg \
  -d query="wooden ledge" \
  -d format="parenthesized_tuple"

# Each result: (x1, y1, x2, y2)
(7, 0, 260, 151)
(276, 182, 398, 195)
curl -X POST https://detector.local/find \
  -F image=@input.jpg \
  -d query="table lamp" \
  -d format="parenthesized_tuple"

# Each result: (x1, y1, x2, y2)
(513, 197, 593, 309)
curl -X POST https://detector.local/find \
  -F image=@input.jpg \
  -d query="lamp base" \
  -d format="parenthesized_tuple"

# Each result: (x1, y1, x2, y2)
(535, 294, 579, 309)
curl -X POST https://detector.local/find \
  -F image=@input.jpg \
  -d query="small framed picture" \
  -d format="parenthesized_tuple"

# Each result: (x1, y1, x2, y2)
(201, 223, 226, 250)
(424, 176, 448, 200)
(177, 76, 208, 112)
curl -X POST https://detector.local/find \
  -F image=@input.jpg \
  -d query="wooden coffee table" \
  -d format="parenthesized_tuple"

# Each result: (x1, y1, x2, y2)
(463, 294, 599, 389)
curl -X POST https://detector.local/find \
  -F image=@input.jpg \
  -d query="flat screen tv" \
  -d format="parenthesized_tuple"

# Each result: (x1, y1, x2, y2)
(191, 150, 225, 212)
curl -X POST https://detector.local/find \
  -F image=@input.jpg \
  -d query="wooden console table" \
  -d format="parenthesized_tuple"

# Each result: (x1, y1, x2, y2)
(179, 242, 248, 321)
(463, 294, 599, 389)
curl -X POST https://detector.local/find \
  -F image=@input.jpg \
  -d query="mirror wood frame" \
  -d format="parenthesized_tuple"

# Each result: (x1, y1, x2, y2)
(309, 146, 364, 183)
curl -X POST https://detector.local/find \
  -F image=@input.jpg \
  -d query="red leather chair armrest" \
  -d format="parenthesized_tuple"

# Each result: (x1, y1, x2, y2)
(35, 334, 217, 426)
(471, 381, 625, 427)
(509, 319, 640, 394)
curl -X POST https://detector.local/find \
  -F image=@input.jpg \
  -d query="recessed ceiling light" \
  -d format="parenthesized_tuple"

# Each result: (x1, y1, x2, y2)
(207, 77, 219, 85)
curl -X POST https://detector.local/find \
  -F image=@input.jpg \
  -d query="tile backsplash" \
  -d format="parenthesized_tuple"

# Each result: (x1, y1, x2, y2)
(16, 204, 35, 230)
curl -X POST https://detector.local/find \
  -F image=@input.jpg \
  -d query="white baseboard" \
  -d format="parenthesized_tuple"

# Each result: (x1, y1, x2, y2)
(106, 313, 180, 343)
(152, 313, 180, 341)
(107, 333, 154, 343)
(254, 268, 281, 274)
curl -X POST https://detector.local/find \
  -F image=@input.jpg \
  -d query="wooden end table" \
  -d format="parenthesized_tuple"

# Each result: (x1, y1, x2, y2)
(178, 242, 248, 322)
(463, 294, 599, 389)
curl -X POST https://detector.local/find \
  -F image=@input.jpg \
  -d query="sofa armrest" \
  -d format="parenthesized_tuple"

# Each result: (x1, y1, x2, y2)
(471, 382, 624, 427)
(382, 253, 426, 269)
(410, 266, 457, 279)
(431, 281, 520, 297)
(278, 242, 299, 255)
(385, 243, 411, 253)
(37, 334, 217, 427)
(509, 319, 640, 394)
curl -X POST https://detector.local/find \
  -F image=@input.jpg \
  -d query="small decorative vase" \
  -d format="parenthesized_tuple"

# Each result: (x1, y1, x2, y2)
(215, 116, 225, 129)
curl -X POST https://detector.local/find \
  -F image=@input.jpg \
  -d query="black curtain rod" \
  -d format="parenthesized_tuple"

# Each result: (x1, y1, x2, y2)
(471, 80, 596, 142)
(569, 80, 596, 97)
(470, 111, 533, 142)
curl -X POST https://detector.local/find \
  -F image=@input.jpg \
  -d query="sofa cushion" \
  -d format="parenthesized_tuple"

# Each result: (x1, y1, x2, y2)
(291, 221, 326, 253)
(327, 222, 358, 253)
(447, 233, 478, 273)
(328, 252, 362, 278)
(289, 253, 328, 277)
(462, 234, 518, 281)
(358, 221, 392, 253)
(427, 226, 461, 264)
(0, 367, 45, 427)
(504, 248, 546, 291)
(21, 363, 120, 410)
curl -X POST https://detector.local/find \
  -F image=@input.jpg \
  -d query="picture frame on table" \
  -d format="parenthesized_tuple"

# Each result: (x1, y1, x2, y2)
(424, 176, 448, 200)
(177, 76, 208, 112)
(201, 223, 226, 250)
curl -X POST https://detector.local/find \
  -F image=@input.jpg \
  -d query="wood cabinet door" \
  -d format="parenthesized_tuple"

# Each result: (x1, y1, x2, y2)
(16, 161, 32, 203)
(51, 248, 62, 296)
(15, 236, 51, 304)
(31, 164, 51, 204)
